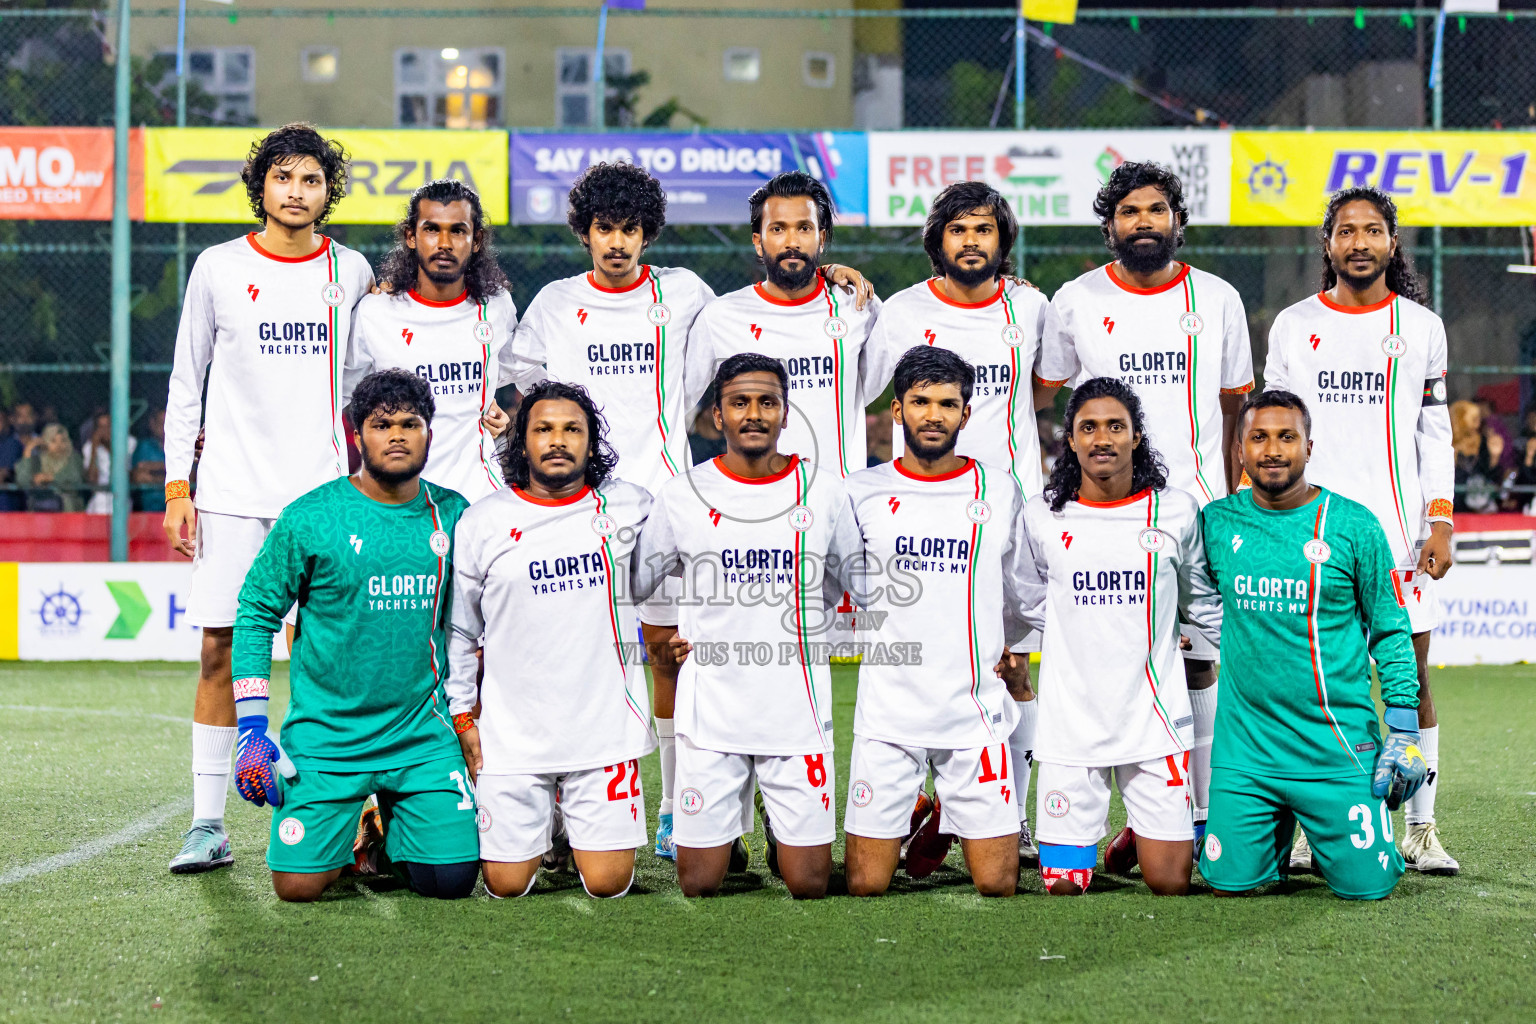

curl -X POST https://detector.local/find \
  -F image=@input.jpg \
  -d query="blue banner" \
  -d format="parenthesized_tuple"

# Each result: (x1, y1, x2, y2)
(510, 132, 867, 226)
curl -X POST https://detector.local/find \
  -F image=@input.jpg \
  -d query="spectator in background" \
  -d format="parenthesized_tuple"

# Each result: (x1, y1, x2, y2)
(78, 404, 108, 450)
(1515, 408, 1536, 515)
(1474, 396, 1516, 475)
(1451, 399, 1501, 513)
(0, 407, 23, 512)
(15, 423, 84, 512)
(80, 412, 132, 516)
(10, 401, 38, 446)
(132, 408, 168, 512)
(865, 406, 892, 467)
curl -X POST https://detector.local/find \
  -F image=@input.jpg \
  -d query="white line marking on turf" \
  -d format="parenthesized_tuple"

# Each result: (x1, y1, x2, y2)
(0, 704, 193, 725)
(355, 881, 398, 918)
(0, 797, 193, 886)
(562, 896, 594, 915)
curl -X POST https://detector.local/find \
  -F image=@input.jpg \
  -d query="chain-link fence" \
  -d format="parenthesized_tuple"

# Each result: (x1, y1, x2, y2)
(3, 4, 1535, 514)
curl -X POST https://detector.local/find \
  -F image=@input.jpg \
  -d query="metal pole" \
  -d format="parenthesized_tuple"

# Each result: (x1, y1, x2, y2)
(1430, 8, 1445, 314)
(176, 0, 187, 307)
(593, 1, 608, 130)
(110, 1, 132, 561)
(1013, 13, 1025, 130)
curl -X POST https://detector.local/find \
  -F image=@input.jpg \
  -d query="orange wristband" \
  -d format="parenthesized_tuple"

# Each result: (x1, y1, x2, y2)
(1426, 499, 1453, 521)
(453, 712, 476, 735)
(165, 480, 191, 501)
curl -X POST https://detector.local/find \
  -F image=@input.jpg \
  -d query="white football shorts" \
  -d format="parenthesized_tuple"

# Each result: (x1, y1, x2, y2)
(1035, 752, 1193, 846)
(637, 574, 681, 629)
(844, 736, 1018, 841)
(188, 511, 296, 628)
(1393, 565, 1440, 634)
(673, 734, 835, 848)
(1008, 628, 1043, 655)
(476, 761, 648, 863)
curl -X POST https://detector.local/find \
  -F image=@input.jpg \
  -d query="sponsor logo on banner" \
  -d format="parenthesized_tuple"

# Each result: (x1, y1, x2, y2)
(867, 130, 1231, 226)
(1431, 564, 1536, 665)
(0, 128, 143, 221)
(1231, 131, 1536, 226)
(142, 128, 508, 224)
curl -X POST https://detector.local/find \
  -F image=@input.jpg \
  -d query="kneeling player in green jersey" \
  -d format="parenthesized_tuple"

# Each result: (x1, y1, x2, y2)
(1199, 391, 1427, 900)
(230, 369, 479, 902)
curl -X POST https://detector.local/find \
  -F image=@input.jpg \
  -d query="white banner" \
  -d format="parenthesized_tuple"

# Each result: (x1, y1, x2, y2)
(867, 129, 1231, 227)
(15, 563, 285, 662)
(1430, 564, 1536, 666)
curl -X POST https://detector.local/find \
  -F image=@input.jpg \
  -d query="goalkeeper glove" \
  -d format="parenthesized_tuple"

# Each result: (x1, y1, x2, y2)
(1371, 706, 1427, 811)
(232, 683, 296, 808)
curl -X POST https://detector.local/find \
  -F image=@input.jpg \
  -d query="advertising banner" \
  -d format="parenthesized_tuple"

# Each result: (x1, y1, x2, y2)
(142, 128, 509, 224)
(1430, 565, 1536, 666)
(1230, 131, 1536, 226)
(0, 127, 143, 220)
(867, 129, 1230, 226)
(11, 563, 284, 662)
(511, 131, 868, 225)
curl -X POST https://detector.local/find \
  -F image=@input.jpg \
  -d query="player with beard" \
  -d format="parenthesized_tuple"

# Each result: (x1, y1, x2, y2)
(228, 369, 479, 901)
(447, 381, 654, 899)
(163, 124, 374, 874)
(1038, 162, 1253, 863)
(634, 353, 862, 899)
(1199, 391, 1424, 900)
(843, 346, 1035, 897)
(512, 163, 870, 861)
(1019, 377, 1221, 896)
(865, 180, 1053, 867)
(1263, 187, 1456, 875)
(348, 179, 544, 502)
(688, 171, 883, 482)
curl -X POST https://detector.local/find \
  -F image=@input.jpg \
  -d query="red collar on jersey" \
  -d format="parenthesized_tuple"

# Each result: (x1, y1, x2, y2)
(753, 277, 826, 307)
(1105, 261, 1189, 296)
(1074, 486, 1152, 509)
(407, 288, 469, 307)
(712, 453, 800, 485)
(926, 278, 1004, 310)
(892, 455, 974, 482)
(1317, 290, 1397, 314)
(246, 232, 332, 264)
(586, 265, 652, 293)
(512, 485, 593, 507)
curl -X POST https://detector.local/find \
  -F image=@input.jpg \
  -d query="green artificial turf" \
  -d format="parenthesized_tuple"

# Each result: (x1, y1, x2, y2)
(1, 661, 1532, 1023)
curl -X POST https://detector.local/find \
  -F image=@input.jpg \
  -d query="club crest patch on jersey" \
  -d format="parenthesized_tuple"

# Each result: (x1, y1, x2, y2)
(850, 780, 874, 807)
(1381, 334, 1406, 358)
(1001, 324, 1024, 347)
(1044, 790, 1070, 818)
(966, 499, 992, 524)
(429, 529, 451, 557)
(1204, 833, 1222, 861)
(789, 505, 815, 531)
(1303, 538, 1332, 564)
(679, 788, 704, 815)
(823, 316, 849, 340)
(646, 303, 671, 326)
(278, 817, 305, 845)
(1138, 527, 1167, 552)
(591, 512, 617, 537)
(476, 807, 492, 833)
(320, 282, 346, 308)
(473, 320, 494, 343)
(1178, 311, 1204, 336)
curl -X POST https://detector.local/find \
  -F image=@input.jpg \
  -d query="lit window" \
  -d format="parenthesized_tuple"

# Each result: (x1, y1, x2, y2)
(301, 47, 338, 84)
(724, 48, 761, 83)
(394, 47, 505, 129)
(803, 52, 835, 89)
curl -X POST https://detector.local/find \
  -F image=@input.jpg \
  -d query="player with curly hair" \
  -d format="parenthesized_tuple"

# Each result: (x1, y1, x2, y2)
(1037, 161, 1255, 861)
(1262, 187, 1457, 875)
(163, 122, 374, 875)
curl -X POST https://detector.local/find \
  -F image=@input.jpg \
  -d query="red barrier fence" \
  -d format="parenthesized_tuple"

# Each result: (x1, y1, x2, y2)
(0, 513, 181, 562)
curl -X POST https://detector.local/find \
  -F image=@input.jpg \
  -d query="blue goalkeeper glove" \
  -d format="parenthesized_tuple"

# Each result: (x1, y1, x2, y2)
(1371, 706, 1427, 811)
(233, 691, 296, 808)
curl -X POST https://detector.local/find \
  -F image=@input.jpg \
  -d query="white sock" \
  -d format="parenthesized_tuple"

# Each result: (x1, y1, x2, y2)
(656, 718, 676, 817)
(1189, 682, 1219, 823)
(191, 723, 237, 823)
(1009, 699, 1036, 824)
(1406, 724, 1439, 825)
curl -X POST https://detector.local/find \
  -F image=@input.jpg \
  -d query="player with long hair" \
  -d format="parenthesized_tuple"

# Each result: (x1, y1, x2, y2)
(1263, 186, 1457, 874)
(162, 123, 374, 874)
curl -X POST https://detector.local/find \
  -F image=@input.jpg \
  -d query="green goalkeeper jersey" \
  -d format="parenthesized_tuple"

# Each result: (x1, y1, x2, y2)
(1200, 486, 1418, 781)
(232, 476, 470, 771)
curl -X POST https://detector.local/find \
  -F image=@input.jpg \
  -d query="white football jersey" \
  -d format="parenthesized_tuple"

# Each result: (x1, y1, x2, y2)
(1039, 262, 1254, 505)
(446, 480, 656, 774)
(689, 279, 882, 478)
(845, 458, 1033, 749)
(1264, 291, 1453, 570)
(512, 266, 715, 492)
(868, 279, 1052, 500)
(165, 234, 374, 518)
(348, 289, 544, 503)
(634, 455, 861, 756)
(1021, 486, 1222, 767)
